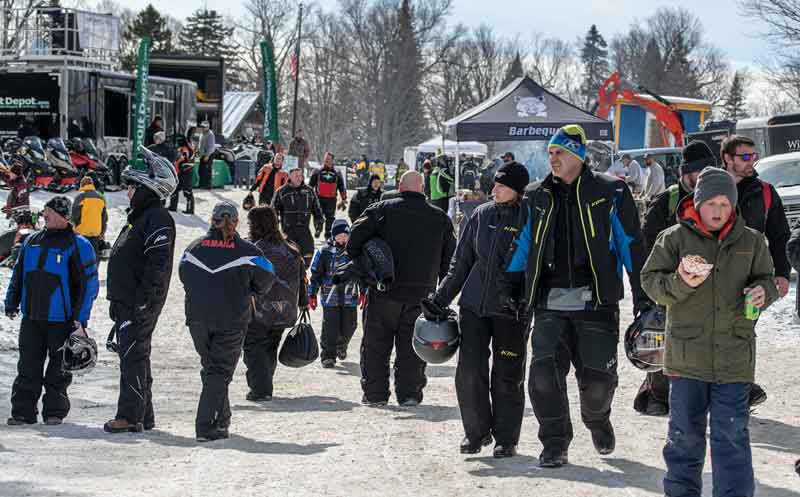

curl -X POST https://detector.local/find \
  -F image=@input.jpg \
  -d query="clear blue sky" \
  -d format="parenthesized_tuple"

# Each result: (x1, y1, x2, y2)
(137, 0, 772, 67)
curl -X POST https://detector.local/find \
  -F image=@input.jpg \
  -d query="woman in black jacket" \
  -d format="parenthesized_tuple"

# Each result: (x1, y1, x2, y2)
(179, 202, 275, 441)
(243, 206, 308, 401)
(422, 162, 530, 458)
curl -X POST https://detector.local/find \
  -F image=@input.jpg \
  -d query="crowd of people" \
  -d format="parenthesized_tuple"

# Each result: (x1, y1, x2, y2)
(3, 120, 800, 496)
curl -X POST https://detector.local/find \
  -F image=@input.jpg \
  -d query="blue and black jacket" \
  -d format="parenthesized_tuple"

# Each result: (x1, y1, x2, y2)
(5, 226, 99, 324)
(505, 165, 646, 313)
(179, 228, 276, 329)
(309, 241, 360, 308)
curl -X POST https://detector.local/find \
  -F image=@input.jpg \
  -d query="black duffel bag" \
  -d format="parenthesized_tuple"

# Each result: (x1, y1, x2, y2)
(279, 310, 319, 367)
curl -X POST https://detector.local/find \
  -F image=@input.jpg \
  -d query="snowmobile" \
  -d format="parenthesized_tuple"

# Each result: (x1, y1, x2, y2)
(18, 136, 57, 189)
(0, 206, 37, 268)
(45, 138, 80, 192)
(69, 138, 118, 192)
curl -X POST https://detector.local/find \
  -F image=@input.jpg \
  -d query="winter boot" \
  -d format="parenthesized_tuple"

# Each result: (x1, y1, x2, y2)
(321, 358, 336, 369)
(7, 416, 36, 426)
(539, 447, 569, 468)
(44, 417, 63, 426)
(103, 418, 144, 433)
(493, 444, 517, 459)
(591, 420, 616, 455)
(183, 193, 195, 215)
(460, 434, 492, 454)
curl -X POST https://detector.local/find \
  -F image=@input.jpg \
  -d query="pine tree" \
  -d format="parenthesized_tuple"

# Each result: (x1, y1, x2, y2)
(178, 9, 242, 88)
(579, 24, 610, 110)
(723, 71, 749, 121)
(501, 52, 524, 89)
(121, 5, 176, 71)
(639, 37, 664, 92)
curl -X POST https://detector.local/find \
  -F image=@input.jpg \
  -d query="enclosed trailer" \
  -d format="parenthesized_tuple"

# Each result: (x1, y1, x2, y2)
(736, 113, 800, 159)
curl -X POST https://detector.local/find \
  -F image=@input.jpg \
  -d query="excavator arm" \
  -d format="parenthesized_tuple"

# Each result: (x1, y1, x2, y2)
(595, 72, 685, 147)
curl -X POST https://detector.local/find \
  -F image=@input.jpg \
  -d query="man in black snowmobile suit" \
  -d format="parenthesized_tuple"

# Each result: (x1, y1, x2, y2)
(272, 167, 324, 267)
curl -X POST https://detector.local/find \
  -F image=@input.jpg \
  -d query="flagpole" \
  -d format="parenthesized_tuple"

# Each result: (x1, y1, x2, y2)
(290, 2, 303, 138)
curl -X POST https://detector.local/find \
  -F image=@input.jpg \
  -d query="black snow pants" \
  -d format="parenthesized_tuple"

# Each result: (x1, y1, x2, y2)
(199, 157, 212, 189)
(112, 303, 160, 427)
(242, 323, 285, 398)
(456, 309, 529, 446)
(529, 308, 619, 453)
(189, 325, 245, 435)
(10, 318, 73, 422)
(321, 306, 357, 361)
(169, 170, 194, 213)
(318, 196, 337, 239)
(285, 225, 314, 267)
(360, 292, 426, 404)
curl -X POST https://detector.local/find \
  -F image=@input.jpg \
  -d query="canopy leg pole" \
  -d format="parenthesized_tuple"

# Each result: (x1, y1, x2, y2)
(454, 142, 460, 219)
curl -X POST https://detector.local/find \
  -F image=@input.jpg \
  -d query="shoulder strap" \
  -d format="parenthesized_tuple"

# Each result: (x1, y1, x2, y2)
(667, 184, 680, 218)
(761, 180, 772, 217)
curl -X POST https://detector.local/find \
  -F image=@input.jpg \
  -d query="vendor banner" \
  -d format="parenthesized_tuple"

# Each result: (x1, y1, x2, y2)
(260, 40, 280, 144)
(131, 37, 151, 164)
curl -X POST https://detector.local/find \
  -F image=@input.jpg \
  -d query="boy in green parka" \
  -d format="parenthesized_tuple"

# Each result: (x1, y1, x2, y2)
(641, 166, 778, 497)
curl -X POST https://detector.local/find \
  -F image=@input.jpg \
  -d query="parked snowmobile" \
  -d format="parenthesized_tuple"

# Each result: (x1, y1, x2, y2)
(45, 138, 80, 191)
(18, 137, 56, 189)
(0, 206, 37, 267)
(69, 138, 116, 191)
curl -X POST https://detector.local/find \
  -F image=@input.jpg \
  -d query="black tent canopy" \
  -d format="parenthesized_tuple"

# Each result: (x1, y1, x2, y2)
(444, 76, 612, 142)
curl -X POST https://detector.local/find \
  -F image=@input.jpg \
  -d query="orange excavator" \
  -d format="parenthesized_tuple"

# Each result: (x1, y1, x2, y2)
(594, 72, 685, 147)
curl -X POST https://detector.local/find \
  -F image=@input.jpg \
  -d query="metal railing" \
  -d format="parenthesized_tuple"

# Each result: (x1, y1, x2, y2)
(0, 7, 119, 62)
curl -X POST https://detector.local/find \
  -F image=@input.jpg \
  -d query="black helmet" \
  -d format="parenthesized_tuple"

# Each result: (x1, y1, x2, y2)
(71, 137, 85, 153)
(60, 332, 98, 374)
(624, 306, 666, 373)
(412, 314, 460, 364)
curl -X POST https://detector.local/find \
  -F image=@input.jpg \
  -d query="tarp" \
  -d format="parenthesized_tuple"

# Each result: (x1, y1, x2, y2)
(417, 136, 487, 155)
(222, 91, 259, 140)
(444, 76, 612, 142)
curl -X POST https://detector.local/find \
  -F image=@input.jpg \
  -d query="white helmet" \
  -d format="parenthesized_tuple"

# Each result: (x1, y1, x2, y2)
(122, 145, 178, 200)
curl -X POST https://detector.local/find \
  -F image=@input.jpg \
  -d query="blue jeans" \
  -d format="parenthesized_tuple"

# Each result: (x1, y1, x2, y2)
(663, 378, 753, 497)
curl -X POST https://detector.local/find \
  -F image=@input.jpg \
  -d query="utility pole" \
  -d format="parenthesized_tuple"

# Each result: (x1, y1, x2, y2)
(290, 2, 303, 138)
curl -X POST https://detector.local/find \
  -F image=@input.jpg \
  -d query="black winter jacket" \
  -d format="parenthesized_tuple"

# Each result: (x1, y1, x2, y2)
(251, 239, 307, 328)
(436, 200, 525, 318)
(347, 191, 456, 302)
(179, 229, 275, 329)
(348, 186, 383, 222)
(505, 166, 646, 314)
(737, 174, 791, 279)
(107, 188, 175, 322)
(643, 180, 691, 251)
(272, 183, 323, 232)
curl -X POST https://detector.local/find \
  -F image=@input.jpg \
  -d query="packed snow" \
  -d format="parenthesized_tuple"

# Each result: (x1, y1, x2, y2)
(0, 187, 798, 497)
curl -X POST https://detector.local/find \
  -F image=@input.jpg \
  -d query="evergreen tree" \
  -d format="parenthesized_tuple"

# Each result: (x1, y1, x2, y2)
(723, 71, 749, 121)
(178, 9, 243, 88)
(501, 52, 524, 89)
(663, 32, 697, 96)
(579, 24, 610, 110)
(121, 5, 176, 71)
(639, 37, 663, 92)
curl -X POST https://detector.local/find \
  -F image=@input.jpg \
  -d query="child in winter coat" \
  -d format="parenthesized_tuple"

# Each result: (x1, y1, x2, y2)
(641, 167, 778, 497)
(309, 218, 363, 368)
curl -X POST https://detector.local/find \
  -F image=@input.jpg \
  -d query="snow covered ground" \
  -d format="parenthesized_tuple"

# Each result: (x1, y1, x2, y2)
(0, 187, 798, 497)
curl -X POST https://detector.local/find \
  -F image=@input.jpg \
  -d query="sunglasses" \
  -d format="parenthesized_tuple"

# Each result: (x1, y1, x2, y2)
(734, 153, 759, 162)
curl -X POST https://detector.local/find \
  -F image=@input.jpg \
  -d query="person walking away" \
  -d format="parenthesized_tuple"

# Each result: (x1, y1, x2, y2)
(71, 176, 107, 256)
(198, 121, 216, 190)
(104, 149, 177, 433)
(349, 174, 383, 222)
(642, 152, 665, 199)
(309, 152, 347, 239)
(429, 156, 454, 212)
(422, 161, 530, 458)
(169, 129, 196, 214)
(309, 219, 363, 368)
(251, 152, 289, 206)
(243, 206, 308, 401)
(5, 196, 99, 426)
(503, 124, 648, 467)
(144, 115, 163, 147)
(634, 141, 709, 417)
(348, 171, 456, 407)
(288, 129, 310, 170)
(271, 167, 324, 266)
(180, 202, 275, 440)
(641, 167, 778, 497)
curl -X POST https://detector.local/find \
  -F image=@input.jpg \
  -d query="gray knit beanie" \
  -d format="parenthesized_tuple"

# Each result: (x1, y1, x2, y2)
(693, 167, 737, 209)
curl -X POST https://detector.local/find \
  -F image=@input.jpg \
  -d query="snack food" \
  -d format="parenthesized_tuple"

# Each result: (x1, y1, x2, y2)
(682, 254, 713, 275)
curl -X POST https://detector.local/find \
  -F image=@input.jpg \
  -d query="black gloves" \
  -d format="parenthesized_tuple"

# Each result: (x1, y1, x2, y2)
(420, 295, 452, 322)
(497, 272, 527, 321)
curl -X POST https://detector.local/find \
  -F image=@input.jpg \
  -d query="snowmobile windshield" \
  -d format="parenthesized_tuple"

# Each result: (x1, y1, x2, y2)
(23, 137, 45, 160)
